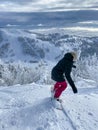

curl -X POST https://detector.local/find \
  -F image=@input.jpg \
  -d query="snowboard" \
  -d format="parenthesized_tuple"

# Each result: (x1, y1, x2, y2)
(51, 97, 63, 110)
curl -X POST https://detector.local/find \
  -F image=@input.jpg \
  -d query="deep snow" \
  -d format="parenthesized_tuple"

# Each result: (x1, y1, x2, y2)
(0, 79, 98, 130)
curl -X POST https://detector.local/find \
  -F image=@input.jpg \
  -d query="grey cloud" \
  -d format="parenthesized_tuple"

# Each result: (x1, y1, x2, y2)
(0, 0, 98, 12)
(0, 0, 37, 5)
(57, 0, 98, 6)
(1, 0, 98, 6)
(0, 0, 32, 2)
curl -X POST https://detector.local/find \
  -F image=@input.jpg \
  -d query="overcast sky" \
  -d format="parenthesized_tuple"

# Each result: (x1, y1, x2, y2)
(0, 0, 98, 12)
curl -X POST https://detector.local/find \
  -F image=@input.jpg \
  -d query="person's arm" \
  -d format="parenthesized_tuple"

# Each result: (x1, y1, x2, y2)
(65, 70, 77, 93)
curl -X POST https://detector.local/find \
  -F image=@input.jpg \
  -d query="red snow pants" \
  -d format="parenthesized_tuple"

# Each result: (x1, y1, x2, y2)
(53, 81, 67, 98)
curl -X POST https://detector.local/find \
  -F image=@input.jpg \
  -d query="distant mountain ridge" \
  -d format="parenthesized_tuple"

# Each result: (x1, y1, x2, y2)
(0, 28, 98, 86)
(0, 29, 98, 63)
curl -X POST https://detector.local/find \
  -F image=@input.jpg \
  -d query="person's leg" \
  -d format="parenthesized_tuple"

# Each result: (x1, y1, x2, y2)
(54, 81, 67, 98)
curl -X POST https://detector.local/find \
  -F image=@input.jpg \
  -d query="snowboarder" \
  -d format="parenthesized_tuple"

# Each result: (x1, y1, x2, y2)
(51, 52, 78, 102)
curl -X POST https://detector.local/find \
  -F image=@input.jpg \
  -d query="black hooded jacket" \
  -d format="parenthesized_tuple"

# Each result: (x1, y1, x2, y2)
(51, 53, 77, 93)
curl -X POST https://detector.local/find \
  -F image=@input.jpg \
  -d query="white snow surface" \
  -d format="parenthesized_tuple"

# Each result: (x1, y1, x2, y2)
(0, 79, 98, 130)
(0, 28, 98, 130)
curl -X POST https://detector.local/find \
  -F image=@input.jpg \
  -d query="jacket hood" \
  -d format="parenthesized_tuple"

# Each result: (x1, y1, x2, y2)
(64, 53, 73, 61)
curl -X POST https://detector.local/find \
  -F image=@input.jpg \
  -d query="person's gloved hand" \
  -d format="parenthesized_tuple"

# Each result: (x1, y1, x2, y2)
(73, 86, 78, 93)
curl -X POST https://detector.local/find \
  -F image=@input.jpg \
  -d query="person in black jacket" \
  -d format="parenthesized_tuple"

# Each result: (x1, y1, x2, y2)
(51, 52, 78, 101)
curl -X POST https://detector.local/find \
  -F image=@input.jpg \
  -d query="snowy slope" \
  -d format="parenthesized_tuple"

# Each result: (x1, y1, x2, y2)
(0, 29, 62, 62)
(0, 28, 98, 63)
(0, 79, 98, 130)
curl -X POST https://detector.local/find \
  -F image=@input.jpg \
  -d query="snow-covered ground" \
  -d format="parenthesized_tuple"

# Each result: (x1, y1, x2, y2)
(0, 79, 98, 130)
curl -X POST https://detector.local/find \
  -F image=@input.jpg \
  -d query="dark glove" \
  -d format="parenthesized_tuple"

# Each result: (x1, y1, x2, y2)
(72, 65, 76, 68)
(73, 86, 78, 93)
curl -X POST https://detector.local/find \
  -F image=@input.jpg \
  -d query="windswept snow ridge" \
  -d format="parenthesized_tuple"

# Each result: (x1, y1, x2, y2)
(0, 80, 98, 130)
